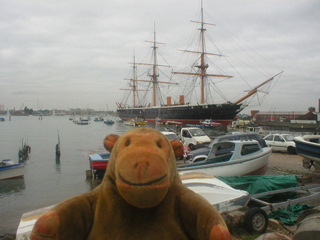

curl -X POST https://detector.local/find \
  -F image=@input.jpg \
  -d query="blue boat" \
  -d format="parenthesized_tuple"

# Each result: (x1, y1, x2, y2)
(294, 135, 320, 170)
(0, 159, 25, 180)
(104, 119, 115, 125)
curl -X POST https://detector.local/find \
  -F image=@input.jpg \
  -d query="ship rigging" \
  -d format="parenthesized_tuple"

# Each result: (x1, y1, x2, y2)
(117, 3, 283, 126)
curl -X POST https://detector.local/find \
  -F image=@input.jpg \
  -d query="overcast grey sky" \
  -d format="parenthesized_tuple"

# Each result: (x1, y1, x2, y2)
(1, 0, 319, 113)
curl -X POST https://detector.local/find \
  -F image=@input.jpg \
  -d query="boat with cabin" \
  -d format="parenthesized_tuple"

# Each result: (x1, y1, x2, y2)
(178, 139, 272, 176)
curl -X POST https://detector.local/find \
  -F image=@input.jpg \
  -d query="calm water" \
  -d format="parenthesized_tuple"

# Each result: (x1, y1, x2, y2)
(0, 116, 134, 235)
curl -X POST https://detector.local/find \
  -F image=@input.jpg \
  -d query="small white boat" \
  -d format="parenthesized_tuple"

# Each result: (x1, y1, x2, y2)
(180, 172, 250, 213)
(16, 205, 55, 240)
(0, 159, 25, 180)
(294, 135, 320, 170)
(16, 172, 250, 240)
(78, 117, 90, 125)
(124, 119, 137, 126)
(178, 140, 272, 176)
(200, 119, 222, 128)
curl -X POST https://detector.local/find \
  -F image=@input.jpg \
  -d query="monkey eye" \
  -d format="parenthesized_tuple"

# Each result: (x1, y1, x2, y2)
(156, 141, 162, 148)
(125, 140, 130, 146)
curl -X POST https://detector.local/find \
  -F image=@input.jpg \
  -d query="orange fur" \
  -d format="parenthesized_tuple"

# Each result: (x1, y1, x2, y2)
(31, 128, 231, 240)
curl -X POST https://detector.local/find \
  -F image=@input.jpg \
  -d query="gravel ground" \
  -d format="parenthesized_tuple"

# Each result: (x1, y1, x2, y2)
(266, 152, 320, 182)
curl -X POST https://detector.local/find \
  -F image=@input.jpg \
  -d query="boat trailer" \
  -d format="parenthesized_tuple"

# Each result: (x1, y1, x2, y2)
(222, 183, 320, 235)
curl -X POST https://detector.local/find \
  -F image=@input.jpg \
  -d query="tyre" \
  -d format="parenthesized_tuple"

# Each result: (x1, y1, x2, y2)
(244, 207, 268, 234)
(188, 144, 195, 150)
(287, 146, 296, 154)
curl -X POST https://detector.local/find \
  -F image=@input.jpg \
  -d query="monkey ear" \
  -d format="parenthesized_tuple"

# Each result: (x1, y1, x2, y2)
(170, 140, 184, 159)
(103, 134, 120, 152)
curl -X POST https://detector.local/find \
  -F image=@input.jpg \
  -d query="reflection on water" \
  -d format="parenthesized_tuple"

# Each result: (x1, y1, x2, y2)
(0, 116, 131, 235)
(85, 177, 103, 190)
(0, 178, 25, 196)
(55, 158, 61, 174)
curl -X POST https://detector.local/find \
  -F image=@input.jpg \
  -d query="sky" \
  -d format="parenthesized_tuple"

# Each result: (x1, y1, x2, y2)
(1, 0, 319, 114)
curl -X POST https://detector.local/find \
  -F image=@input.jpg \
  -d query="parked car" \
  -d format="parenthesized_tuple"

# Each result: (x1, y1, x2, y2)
(263, 133, 296, 154)
(185, 132, 267, 162)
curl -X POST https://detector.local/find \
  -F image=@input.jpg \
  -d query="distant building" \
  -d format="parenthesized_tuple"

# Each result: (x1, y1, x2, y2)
(252, 107, 318, 123)
(69, 108, 96, 116)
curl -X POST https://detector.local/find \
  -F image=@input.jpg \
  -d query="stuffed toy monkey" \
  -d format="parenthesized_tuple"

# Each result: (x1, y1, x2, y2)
(31, 127, 232, 240)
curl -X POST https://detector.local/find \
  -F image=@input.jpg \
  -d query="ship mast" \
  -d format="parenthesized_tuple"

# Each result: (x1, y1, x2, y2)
(173, 3, 233, 104)
(200, 5, 206, 104)
(134, 23, 177, 107)
(152, 27, 159, 106)
(122, 52, 147, 108)
(132, 54, 138, 107)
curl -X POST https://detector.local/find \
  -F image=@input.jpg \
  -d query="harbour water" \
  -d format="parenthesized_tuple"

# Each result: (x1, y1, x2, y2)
(0, 116, 131, 236)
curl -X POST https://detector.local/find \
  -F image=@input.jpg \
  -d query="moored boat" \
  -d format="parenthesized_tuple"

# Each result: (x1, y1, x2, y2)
(88, 153, 110, 178)
(94, 117, 104, 122)
(75, 117, 90, 125)
(104, 119, 115, 125)
(178, 140, 272, 176)
(124, 119, 137, 126)
(135, 115, 147, 126)
(200, 119, 222, 128)
(0, 159, 25, 180)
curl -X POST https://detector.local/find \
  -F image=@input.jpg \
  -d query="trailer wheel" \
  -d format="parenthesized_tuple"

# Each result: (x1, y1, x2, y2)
(244, 207, 268, 234)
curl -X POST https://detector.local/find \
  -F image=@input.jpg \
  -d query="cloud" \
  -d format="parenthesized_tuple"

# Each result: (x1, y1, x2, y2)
(0, 0, 319, 113)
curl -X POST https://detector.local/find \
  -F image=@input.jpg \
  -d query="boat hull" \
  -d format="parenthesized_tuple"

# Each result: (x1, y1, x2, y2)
(177, 149, 271, 177)
(180, 172, 250, 213)
(294, 135, 320, 163)
(0, 163, 25, 180)
(117, 103, 242, 126)
(89, 153, 110, 170)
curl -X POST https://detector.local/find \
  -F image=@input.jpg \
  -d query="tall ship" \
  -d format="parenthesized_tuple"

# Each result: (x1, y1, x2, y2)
(117, 4, 282, 126)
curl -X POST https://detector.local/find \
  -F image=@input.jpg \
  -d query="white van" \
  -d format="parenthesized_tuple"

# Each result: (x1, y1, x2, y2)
(180, 127, 211, 150)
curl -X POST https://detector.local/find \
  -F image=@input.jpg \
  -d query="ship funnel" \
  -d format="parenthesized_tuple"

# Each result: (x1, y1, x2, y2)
(179, 95, 185, 105)
(167, 97, 172, 106)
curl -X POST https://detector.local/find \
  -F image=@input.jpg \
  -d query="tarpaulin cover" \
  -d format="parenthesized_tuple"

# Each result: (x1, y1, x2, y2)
(268, 204, 314, 225)
(217, 175, 299, 201)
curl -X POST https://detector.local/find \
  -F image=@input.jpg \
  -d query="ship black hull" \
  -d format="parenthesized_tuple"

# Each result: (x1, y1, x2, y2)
(117, 103, 242, 126)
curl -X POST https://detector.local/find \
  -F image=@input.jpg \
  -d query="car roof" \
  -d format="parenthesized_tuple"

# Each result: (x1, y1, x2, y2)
(161, 131, 177, 135)
(265, 133, 291, 136)
(215, 132, 260, 139)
